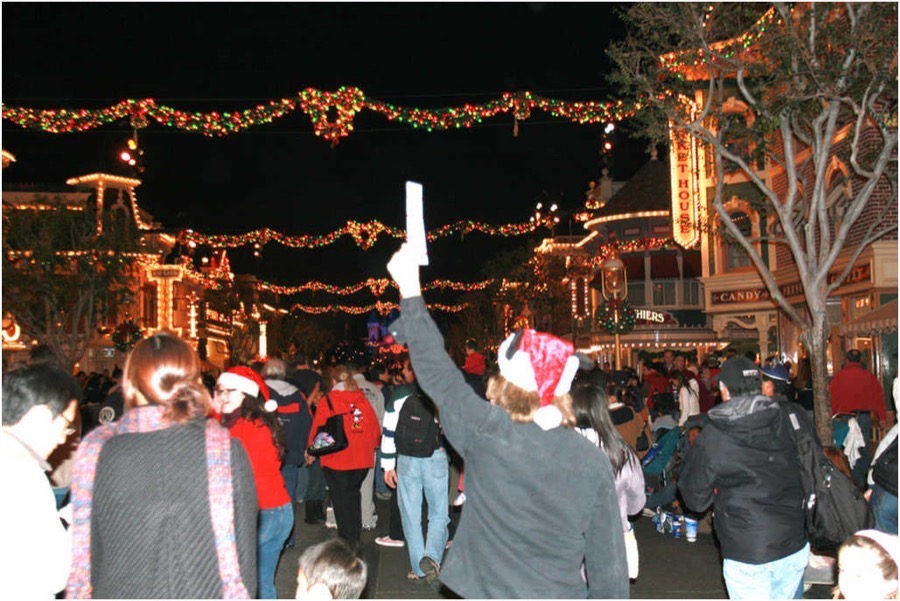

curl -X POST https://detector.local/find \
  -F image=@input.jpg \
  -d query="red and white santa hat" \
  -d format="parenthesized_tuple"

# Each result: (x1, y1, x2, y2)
(497, 329, 580, 429)
(217, 366, 277, 412)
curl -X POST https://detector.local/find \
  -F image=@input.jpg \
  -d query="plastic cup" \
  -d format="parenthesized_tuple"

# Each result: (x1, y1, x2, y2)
(684, 517, 698, 542)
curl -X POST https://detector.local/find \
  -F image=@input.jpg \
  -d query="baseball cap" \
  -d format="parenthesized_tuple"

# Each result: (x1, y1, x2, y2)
(760, 363, 790, 382)
(717, 357, 761, 395)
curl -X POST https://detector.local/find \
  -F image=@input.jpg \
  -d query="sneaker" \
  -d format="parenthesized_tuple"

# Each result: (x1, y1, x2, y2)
(407, 570, 423, 581)
(452, 492, 466, 507)
(419, 555, 440, 585)
(641, 508, 656, 518)
(375, 536, 405, 548)
(325, 506, 337, 529)
(362, 516, 378, 531)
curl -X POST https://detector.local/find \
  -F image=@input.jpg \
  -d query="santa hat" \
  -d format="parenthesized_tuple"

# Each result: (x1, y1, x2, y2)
(218, 366, 277, 412)
(497, 329, 580, 429)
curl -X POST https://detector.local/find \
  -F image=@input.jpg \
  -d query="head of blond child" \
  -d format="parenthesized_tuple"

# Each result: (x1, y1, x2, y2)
(836, 530, 898, 600)
(296, 539, 367, 600)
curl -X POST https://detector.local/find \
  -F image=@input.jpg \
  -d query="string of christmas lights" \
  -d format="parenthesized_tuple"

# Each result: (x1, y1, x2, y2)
(258, 277, 492, 296)
(590, 237, 676, 263)
(2, 89, 639, 145)
(179, 217, 552, 250)
(288, 300, 468, 315)
(658, 7, 780, 77)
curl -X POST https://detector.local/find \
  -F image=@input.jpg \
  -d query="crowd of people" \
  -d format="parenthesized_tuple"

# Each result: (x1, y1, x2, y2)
(0, 243, 897, 599)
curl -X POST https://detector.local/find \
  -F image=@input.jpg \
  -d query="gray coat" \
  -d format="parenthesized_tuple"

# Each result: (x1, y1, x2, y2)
(392, 297, 629, 599)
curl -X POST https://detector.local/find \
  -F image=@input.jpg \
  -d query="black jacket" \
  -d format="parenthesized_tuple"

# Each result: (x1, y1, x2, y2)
(678, 394, 807, 564)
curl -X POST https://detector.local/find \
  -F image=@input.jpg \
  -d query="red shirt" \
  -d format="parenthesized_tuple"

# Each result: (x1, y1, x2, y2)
(643, 370, 671, 410)
(227, 417, 290, 510)
(308, 389, 381, 471)
(830, 362, 886, 422)
(463, 352, 486, 376)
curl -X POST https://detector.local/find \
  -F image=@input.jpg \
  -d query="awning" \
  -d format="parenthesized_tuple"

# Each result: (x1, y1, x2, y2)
(650, 253, 680, 279)
(843, 299, 898, 336)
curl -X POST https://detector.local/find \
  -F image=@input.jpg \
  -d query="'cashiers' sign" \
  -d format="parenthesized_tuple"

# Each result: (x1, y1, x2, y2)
(669, 125, 701, 248)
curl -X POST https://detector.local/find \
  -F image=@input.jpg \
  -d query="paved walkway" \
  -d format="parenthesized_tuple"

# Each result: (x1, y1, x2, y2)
(275, 498, 834, 599)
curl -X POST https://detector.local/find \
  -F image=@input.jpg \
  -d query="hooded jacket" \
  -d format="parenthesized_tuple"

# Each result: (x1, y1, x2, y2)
(678, 394, 807, 564)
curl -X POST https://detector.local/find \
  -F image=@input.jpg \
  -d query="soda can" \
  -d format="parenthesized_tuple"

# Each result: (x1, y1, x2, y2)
(671, 514, 683, 538)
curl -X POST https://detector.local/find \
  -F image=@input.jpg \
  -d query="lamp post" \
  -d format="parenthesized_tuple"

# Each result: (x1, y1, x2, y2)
(601, 255, 628, 370)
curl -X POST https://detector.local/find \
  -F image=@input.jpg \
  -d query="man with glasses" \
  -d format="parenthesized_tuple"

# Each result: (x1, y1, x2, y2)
(1, 363, 82, 597)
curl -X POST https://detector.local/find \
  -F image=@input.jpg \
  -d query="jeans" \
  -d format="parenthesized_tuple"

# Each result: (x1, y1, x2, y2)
(281, 463, 302, 502)
(722, 543, 809, 599)
(870, 482, 899, 534)
(258, 503, 294, 599)
(397, 449, 450, 577)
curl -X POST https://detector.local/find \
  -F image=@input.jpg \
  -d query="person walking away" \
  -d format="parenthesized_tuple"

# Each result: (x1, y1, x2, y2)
(382, 357, 450, 584)
(287, 354, 328, 524)
(213, 365, 291, 599)
(386, 243, 628, 598)
(263, 358, 312, 549)
(306, 365, 380, 543)
(571, 381, 645, 579)
(67, 333, 257, 598)
(333, 362, 384, 531)
(831, 349, 888, 490)
(678, 356, 809, 599)
(1, 364, 81, 598)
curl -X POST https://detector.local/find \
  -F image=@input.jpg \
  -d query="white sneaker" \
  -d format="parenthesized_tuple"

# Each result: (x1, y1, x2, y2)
(325, 506, 337, 529)
(452, 492, 466, 507)
(375, 536, 405, 548)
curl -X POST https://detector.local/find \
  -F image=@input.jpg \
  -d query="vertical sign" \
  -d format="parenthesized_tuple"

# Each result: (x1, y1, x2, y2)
(669, 125, 700, 248)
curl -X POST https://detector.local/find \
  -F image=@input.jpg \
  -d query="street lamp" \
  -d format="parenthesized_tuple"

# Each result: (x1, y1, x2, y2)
(601, 255, 628, 370)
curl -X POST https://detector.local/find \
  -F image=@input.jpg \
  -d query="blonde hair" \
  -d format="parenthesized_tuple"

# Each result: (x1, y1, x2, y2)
(486, 373, 575, 426)
(330, 364, 358, 392)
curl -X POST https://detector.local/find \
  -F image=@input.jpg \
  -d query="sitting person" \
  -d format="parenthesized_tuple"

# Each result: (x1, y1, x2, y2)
(295, 539, 368, 600)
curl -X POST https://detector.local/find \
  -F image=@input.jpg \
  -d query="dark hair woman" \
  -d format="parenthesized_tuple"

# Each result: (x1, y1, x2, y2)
(67, 331, 257, 599)
(571, 382, 646, 580)
(213, 365, 292, 600)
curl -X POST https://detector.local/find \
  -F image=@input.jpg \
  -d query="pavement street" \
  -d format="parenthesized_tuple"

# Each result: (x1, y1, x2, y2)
(276, 498, 834, 599)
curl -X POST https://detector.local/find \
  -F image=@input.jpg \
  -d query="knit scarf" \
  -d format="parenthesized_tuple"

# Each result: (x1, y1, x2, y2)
(66, 405, 249, 599)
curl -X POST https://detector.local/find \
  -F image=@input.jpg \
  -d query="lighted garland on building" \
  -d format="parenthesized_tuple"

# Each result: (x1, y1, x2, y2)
(259, 277, 492, 296)
(179, 217, 552, 251)
(288, 300, 468, 316)
(590, 237, 676, 264)
(2, 89, 639, 145)
(111, 319, 144, 353)
(595, 299, 636, 335)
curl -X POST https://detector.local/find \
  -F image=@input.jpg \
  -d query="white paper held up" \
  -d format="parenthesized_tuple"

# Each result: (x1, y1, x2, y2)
(405, 181, 429, 266)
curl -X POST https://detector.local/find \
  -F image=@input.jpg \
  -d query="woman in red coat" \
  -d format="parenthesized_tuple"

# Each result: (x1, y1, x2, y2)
(213, 366, 292, 599)
(306, 365, 381, 542)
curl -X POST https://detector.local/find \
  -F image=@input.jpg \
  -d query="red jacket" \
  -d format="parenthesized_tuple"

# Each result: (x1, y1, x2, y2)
(642, 370, 671, 410)
(830, 362, 886, 422)
(308, 389, 381, 471)
(227, 417, 290, 510)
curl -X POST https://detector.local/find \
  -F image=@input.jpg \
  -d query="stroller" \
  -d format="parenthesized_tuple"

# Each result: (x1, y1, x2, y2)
(642, 426, 683, 510)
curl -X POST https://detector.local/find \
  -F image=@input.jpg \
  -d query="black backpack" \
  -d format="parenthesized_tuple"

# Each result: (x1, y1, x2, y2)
(781, 404, 874, 550)
(394, 390, 441, 458)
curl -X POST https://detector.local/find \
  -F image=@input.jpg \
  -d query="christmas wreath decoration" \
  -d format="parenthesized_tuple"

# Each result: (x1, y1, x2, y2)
(111, 319, 144, 353)
(595, 298, 636, 335)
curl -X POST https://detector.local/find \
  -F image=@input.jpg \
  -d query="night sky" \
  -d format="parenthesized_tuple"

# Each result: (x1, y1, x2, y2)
(2, 3, 648, 319)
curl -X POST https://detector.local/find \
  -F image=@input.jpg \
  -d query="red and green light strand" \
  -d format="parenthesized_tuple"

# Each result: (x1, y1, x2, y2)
(258, 277, 492, 296)
(288, 300, 468, 316)
(590, 237, 675, 263)
(2, 89, 639, 145)
(179, 217, 554, 251)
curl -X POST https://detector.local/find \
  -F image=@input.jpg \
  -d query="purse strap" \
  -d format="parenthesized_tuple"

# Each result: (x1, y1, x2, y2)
(323, 392, 335, 413)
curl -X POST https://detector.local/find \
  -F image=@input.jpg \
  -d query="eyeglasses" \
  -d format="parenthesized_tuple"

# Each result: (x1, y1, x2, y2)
(213, 386, 237, 397)
(59, 413, 76, 437)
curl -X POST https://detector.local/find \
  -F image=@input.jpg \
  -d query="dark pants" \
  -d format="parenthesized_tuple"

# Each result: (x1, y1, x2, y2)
(323, 467, 367, 542)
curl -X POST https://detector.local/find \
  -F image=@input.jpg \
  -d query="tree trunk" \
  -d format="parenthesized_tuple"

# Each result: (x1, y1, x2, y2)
(803, 317, 834, 446)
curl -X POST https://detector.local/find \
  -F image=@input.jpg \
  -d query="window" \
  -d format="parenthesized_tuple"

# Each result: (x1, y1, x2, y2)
(141, 284, 157, 329)
(726, 210, 753, 269)
(628, 281, 646, 305)
(652, 280, 677, 306)
(682, 280, 701, 306)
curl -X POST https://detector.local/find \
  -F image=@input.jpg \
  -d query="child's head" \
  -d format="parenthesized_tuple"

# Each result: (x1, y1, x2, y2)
(837, 529, 899, 600)
(296, 539, 367, 600)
